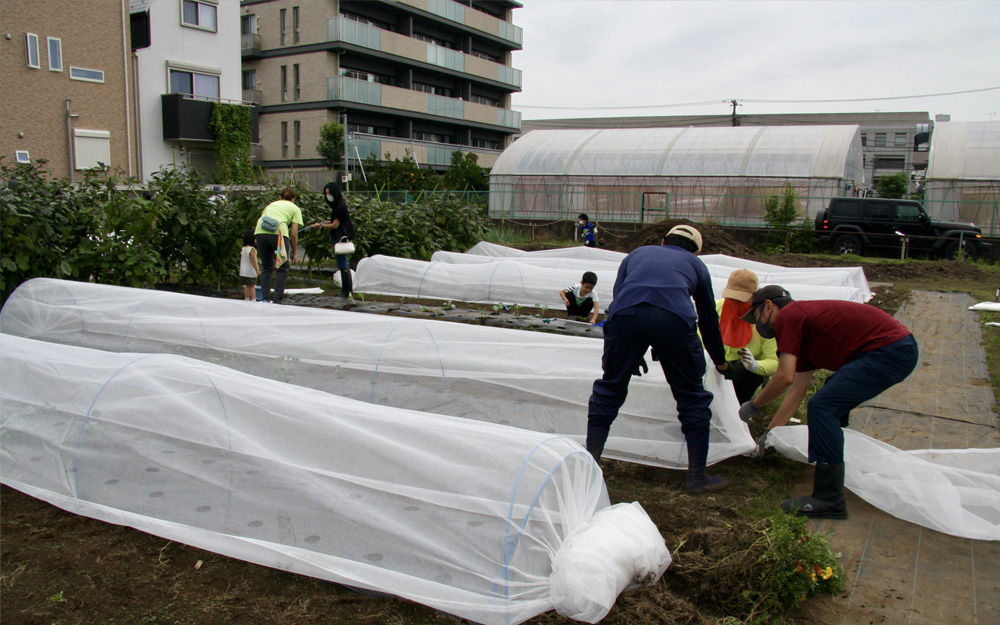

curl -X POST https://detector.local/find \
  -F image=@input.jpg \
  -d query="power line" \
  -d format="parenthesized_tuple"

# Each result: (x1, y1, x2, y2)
(514, 86, 1000, 112)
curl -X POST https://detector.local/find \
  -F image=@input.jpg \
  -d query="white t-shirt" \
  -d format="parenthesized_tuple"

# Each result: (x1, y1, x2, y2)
(565, 283, 598, 305)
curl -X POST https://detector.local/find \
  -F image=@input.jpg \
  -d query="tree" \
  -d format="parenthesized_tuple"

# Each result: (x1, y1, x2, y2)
(442, 151, 489, 191)
(876, 172, 909, 198)
(763, 182, 799, 231)
(317, 121, 345, 171)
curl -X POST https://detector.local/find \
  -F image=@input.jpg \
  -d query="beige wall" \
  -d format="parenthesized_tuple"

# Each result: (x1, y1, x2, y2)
(259, 109, 336, 161)
(1, 0, 136, 178)
(244, 0, 338, 51)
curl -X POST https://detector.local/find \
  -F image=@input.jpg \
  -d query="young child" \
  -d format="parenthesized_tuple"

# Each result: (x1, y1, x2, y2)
(239, 229, 260, 301)
(578, 213, 597, 248)
(561, 271, 600, 324)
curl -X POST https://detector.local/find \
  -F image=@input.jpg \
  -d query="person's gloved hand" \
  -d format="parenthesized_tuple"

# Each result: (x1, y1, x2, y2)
(715, 363, 735, 381)
(738, 399, 760, 422)
(632, 357, 649, 377)
(748, 431, 770, 459)
(738, 347, 759, 373)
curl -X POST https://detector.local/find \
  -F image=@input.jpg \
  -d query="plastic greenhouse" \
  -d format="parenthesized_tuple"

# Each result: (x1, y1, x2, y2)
(488, 126, 864, 223)
(0, 279, 755, 469)
(0, 334, 672, 624)
(924, 121, 1000, 235)
(354, 254, 866, 307)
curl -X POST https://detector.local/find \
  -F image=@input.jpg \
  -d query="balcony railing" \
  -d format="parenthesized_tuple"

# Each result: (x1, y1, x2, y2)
(241, 33, 261, 57)
(242, 89, 261, 105)
(326, 16, 521, 88)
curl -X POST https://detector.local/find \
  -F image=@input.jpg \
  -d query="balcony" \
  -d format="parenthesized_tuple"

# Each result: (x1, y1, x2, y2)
(241, 33, 261, 58)
(399, 0, 522, 46)
(327, 77, 520, 130)
(161, 94, 259, 143)
(326, 16, 521, 89)
(242, 89, 261, 105)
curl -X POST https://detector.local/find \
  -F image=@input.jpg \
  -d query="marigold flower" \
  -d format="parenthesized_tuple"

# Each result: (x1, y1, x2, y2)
(822, 566, 834, 580)
(795, 560, 803, 573)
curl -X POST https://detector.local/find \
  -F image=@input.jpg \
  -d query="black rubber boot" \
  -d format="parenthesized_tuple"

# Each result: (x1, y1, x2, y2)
(781, 463, 848, 519)
(337, 269, 352, 297)
(585, 423, 608, 462)
(685, 433, 729, 493)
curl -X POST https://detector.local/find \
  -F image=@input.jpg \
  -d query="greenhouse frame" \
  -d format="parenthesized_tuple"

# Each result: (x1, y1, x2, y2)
(488, 126, 865, 224)
(924, 121, 1000, 236)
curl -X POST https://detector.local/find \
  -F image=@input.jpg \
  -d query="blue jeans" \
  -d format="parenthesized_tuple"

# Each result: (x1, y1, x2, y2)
(807, 334, 918, 464)
(335, 253, 350, 270)
(588, 304, 714, 447)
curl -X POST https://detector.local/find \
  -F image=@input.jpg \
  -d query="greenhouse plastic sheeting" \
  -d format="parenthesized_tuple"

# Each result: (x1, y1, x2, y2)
(490, 127, 862, 180)
(767, 427, 1000, 541)
(353, 255, 864, 307)
(0, 279, 755, 469)
(432, 251, 872, 302)
(0, 334, 672, 624)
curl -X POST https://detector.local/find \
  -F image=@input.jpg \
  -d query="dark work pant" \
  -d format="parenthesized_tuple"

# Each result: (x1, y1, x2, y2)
(584, 240, 597, 248)
(565, 294, 594, 318)
(256, 233, 290, 302)
(807, 334, 918, 464)
(727, 359, 766, 404)
(588, 304, 714, 447)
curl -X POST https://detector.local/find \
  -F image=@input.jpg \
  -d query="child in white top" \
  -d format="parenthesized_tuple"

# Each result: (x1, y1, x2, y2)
(560, 271, 600, 324)
(239, 229, 260, 301)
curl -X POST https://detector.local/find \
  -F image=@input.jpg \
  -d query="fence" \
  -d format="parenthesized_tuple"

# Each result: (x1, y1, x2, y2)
(486, 189, 1000, 235)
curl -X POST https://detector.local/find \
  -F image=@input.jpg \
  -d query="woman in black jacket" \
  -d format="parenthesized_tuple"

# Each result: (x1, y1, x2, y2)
(311, 182, 355, 297)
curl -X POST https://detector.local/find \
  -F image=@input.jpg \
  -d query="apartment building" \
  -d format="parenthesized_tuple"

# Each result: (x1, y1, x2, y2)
(130, 0, 246, 181)
(521, 111, 933, 193)
(1, 0, 137, 180)
(241, 0, 523, 188)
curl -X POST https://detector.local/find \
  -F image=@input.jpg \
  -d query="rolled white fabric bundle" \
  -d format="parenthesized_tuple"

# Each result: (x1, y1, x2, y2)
(550, 502, 671, 622)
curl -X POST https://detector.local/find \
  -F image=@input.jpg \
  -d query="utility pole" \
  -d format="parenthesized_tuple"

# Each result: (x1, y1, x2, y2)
(730, 99, 740, 126)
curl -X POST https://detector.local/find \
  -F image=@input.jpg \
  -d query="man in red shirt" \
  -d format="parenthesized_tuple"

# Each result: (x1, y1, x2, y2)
(737, 285, 919, 519)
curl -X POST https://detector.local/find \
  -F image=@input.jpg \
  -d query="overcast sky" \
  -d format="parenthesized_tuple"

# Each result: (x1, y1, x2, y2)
(510, 0, 1000, 123)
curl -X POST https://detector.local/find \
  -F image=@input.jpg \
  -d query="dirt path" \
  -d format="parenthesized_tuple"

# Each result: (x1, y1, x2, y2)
(793, 290, 999, 625)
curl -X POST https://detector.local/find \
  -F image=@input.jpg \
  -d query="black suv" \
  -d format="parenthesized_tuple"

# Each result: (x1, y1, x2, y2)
(815, 197, 991, 259)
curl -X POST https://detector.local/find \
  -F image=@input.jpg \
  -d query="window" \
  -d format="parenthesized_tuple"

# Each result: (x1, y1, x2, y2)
(281, 122, 289, 158)
(280, 8, 287, 45)
(831, 201, 860, 218)
(413, 131, 452, 144)
(241, 14, 257, 34)
(293, 7, 300, 44)
(894, 133, 907, 147)
(348, 123, 395, 137)
(413, 32, 451, 48)
(25, 33, 40, 68)
(874, 133, 886, 147)
(74, 129, 111, 170)
(896, 204, 922, 222)
(413, 82, 453, 97)
(47, 37, 62, 71)
(860, 133, 867, 147)
(280, 65, 287, 101)
(340, 67, 391, 84)
(169, 67, 219, 100)
(293, 64, 300, 100)
(471, 138, 499, 149)
(471, 94, 499, 107)
(470, 50, 498, 62)
(181, 0, 217, 31)
(242, 69, 257, 90)
(864, 203, 890, 220)
(15, 150, 31, 163)
(70, 67, 105, 83)
(294, 121, 301, 157)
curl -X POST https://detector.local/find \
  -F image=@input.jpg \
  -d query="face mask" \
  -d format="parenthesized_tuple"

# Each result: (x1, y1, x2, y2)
(755, 304, 775, 339)
(326, 194, 333, 202)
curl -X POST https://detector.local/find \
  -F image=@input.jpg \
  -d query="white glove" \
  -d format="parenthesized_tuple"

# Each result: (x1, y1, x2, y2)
(738, 347, 759, 373)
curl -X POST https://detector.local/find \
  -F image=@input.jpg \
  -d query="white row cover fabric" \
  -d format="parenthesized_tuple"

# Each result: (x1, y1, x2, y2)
(0, 279, 755, 469)
(767, 427, 1000, 541)
(0, 334, 672, 624)
(970, 302, 1000, 312)
(432, 250, 872, 303)
(492, 126, 863, 181)
(466, 241, 628, 263)
(354, 255, 865, 308)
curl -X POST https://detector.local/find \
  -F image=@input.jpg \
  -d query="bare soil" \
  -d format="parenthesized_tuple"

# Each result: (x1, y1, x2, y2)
(3, 227, 995, 625)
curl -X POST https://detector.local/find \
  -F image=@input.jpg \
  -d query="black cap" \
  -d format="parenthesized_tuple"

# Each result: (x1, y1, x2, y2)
(740, 285, 792, 323)
(582, 271, 598, 285)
